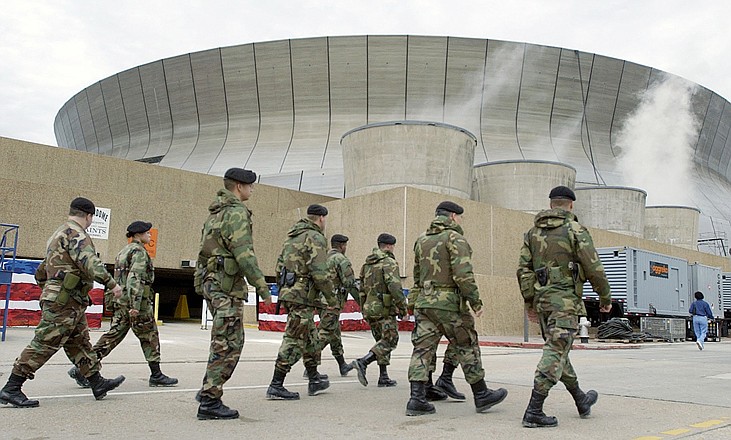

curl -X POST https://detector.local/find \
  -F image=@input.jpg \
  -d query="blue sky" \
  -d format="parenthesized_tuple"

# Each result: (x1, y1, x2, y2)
(2, 0, 729, 147)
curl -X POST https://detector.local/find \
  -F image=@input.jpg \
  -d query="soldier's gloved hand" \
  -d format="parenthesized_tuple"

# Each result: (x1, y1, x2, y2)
(599, 304, 612, 314)
(110, 284, 123, 299)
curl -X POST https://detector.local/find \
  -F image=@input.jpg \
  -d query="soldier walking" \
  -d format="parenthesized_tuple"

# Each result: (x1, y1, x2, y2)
(517, 186, 612, 428)
(352, 233, 407, 387)
(406, 201, 507, 416)
(0, 197, 126, 408)
(194, 168, 272, 420)
(68, 221, 177, 389)
(314, 234, 356, 377)
(266, 204, 336, 400)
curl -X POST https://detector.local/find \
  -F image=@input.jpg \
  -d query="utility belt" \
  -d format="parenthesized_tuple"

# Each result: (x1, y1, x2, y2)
(205, 255, 241, 296)
(432, 286, 458, 293)
(535, 263, 580, 287)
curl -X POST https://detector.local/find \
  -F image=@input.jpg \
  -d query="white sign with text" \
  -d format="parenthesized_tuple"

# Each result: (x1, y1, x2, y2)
(87, 207, 111, 240)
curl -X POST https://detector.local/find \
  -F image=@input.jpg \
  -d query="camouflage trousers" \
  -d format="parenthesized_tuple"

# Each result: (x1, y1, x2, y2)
(200, 288, 244, 400)
(365, 315, 399, 365)
(274, 303, 319, 373)
(534, 310, 579, 395)
(93, 298, 161, 363)
(316, 306, 344, 364)
(408, 308, 484, 384)
(13, 299, 100, 380)
(429, 342, 459, 373)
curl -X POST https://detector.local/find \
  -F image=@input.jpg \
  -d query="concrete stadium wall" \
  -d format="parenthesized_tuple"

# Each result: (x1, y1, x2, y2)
(302, 186, 731, 336)
(0, 136, 332, 271)
(3, 137, 729, 335)
(52, 35, 731, 243)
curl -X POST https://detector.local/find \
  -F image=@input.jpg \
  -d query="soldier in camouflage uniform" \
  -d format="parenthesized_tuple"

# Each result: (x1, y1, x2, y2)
(68, 221, 177, 389)
(406, 201, 508, 416)
(351, 233, 407, 388)
(194, 168, 272, 420)
(313, 234, 356, 376)
(0, 197, 126, 408)
(517, 186, 612, 428)
(266, 204, 336, 400)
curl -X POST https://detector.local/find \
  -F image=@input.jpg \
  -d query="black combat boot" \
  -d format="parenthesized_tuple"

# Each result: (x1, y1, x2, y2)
(471, 379, 508, 413)
(435, 362, 465, 400)
(0, 373, 40, 408)
(335, 355, 353, 376)
(197, 396, 239, 420)
(301, 369, 328, 380)
(351, 351, 376, 386)
(87, 372, 126, 400)
(425, 372, 448, 401)
(405, 381, 436, 416)
(522, 389, 559, 428)
(148, 362, 179, 387)
(377, 364, 397, 387)
(266, 368, 300, 400)
(567, 385, 598, 418)
(306, 365, 330, 396)
(68, 366, 91, 388)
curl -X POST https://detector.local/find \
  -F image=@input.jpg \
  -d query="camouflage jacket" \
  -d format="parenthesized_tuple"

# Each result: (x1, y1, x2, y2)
(360, 248, 406, 319)
(276, 218, 335, 307)
(41, 219, 117, 306)
(409, 215, 482, 313)
(113, 240, 154, 310)
(517, 208, 611, 315)
(195, 189, 270, 302)
(326, 249, 357, 309)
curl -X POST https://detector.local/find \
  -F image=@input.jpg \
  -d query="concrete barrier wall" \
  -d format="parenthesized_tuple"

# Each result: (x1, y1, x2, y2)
(3, 137, 729, 335)
(0, 136, 332, 273)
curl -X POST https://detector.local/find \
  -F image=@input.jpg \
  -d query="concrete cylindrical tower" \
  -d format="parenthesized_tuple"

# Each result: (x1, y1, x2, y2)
(644, 205, 700, 249)
(573, 186, 647, 237)
(472, 160, 576, 213)
(341, 121, 476, 198)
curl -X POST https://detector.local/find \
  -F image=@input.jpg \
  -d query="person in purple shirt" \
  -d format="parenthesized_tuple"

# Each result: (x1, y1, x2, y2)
(689, 291, 714, 350)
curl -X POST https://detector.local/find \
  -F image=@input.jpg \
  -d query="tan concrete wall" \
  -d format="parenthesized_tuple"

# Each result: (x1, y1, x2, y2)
(3, 137, 729, 335)
(268, 185, 731, 335)
(0, 136, 333, 271)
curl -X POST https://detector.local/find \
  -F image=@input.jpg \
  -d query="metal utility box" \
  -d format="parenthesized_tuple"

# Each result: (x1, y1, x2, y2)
(721, 273, 731, 315)
(640, 317, 686, 341)
(583, 247, 690, 317)
(689, 264, 723, 318)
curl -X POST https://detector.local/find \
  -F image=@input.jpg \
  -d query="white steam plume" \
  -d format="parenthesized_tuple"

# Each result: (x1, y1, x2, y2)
(616, 75, 700, 205)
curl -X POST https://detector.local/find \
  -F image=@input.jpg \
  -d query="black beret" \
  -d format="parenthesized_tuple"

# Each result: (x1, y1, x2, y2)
(126, 221, 152, 237)
(307, 204, 328, 216)
(436, 201, 464, 215)
(331, 234, 349, 245)
(549, 185, 576, 201)
(377, 233, 396, 245)
(224, 168, 257, 184)
(70, 197, 95, 215)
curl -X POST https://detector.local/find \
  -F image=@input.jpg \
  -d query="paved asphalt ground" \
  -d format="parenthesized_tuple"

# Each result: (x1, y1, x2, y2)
(1, 321, 730, 440)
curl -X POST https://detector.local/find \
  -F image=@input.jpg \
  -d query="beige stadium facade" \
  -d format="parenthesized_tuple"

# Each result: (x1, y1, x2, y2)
(52, 35, 731, 246)
(3, 136, 729, 335)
